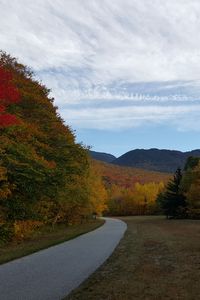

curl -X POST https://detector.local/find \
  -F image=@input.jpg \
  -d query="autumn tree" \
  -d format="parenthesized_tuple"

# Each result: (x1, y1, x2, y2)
(181, 157, 200, 219)
(0, 52, 93, 240)
(133, 182, 164, 214)
(0, 66, 20, 127)
(107, 181, 164, 216)
(87, 162, 108, 216)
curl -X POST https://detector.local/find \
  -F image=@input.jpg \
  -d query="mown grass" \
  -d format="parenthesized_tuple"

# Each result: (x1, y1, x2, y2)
(0, 219, 104, 265)
(66, 216, 200, 300)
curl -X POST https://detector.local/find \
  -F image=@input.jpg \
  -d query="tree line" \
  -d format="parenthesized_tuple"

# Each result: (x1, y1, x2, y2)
(104, 155, 200, 219)
(0, 52, 106, 242)
(157, 157, 200, 219)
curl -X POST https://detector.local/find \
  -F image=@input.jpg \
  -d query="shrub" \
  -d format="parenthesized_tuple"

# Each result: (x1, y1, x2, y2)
(0, 223, 13, 243)
(13, 220, 43, 241)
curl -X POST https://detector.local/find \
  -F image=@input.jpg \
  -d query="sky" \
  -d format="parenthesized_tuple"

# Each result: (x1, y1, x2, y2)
(1, 0, 200, 156)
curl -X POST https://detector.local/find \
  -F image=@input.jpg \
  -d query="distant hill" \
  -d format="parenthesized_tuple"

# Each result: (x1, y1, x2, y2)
(112, 149, 200, 173)
(89, 150, 116, 163)
(92, 159, 171, 188)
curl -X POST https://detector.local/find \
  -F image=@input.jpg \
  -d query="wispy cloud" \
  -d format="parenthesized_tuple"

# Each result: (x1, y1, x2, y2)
(60, 104, 200, 131)
(1, 0, 200, 130)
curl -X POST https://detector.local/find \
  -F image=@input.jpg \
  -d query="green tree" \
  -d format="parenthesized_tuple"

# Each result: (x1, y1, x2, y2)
(157, 168, 186, 218)
(184, 156, 200, 171)
(181, 158, 200, 219)
(0, 51, 93, 241)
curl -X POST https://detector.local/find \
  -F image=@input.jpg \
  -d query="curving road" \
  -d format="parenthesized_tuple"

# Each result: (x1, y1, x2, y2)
(0, 218, 126, 300)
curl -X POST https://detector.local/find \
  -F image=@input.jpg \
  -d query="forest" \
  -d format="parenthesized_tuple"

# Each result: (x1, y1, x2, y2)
(0, 52, 199, 244)
(0, 52, 107, 243)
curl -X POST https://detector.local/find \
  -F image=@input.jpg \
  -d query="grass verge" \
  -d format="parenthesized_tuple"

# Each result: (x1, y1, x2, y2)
(0, 219, 104, 265)
(66, 216, 200, 300)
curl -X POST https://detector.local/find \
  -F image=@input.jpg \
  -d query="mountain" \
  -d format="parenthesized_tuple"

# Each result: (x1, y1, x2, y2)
(89, 150, 116, 163)
(112, 148, 200, 173)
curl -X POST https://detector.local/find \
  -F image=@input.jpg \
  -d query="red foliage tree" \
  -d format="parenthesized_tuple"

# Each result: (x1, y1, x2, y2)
(0, 67, 20, 127)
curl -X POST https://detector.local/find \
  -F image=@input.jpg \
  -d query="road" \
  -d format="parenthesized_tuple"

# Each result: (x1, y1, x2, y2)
(0, 218, 127, 300)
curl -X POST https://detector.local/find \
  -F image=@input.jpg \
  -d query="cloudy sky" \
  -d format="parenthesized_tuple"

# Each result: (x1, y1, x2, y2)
(1, 0, 200, 156)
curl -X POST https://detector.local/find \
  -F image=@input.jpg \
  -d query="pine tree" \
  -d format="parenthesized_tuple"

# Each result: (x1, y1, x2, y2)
(157, 168, 186, 218)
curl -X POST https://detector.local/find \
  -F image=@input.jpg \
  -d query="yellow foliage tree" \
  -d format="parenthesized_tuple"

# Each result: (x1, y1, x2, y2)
(107, 181, 164, 215)
(88, 163, 108, 216)
(0, 166, 11, 200)
(0, 165, 12, 222)
(133, 182, 164, 214)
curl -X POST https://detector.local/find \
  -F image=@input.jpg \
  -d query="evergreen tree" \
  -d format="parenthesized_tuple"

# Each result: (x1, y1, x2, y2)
(181, 157, 200, 219)
(157, 168, 186, 218)
(184, 156, 200, 171)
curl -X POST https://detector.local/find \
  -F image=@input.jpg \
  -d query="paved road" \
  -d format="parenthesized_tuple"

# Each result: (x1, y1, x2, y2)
(0, 218, 126, 300)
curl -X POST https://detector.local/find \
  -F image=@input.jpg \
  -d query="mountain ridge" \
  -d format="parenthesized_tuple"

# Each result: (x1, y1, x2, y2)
(89, 150, 116, 163)
(90, 148, 200, 173)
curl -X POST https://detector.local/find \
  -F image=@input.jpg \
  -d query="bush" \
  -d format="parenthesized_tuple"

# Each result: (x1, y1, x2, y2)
(13, 220, 43, 241)
(187, 208, 200, 219)
(0, 223, 13, 243)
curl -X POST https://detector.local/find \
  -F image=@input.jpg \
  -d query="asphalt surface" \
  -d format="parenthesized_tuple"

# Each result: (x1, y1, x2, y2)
(0, 218, 127, 300)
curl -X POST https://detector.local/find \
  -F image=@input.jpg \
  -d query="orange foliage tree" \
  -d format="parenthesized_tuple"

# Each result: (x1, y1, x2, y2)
(0, 52, 94, 241)
(0, 66, 20, 127)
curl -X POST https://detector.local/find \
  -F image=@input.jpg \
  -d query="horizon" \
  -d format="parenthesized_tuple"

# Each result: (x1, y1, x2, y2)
(90, 147, 200, 158)
(1, 1, 200, 154)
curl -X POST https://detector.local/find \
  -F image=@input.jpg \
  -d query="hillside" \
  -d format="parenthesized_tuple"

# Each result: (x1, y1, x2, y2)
(0, 52, 104, 241)
(112, 148, 200, 173)
(92, 159, 171, 188)
(89, 150, 116, 163)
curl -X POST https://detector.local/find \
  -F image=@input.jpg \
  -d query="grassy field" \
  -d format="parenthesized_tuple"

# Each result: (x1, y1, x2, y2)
(0, 219, 104, 265)
(67, 216, 200, 300)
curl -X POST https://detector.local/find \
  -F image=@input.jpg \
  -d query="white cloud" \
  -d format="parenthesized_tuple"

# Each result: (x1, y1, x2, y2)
(1, 0, 200, 130)
(60, 104, 200, 130)
(1, 0, 200, 82)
